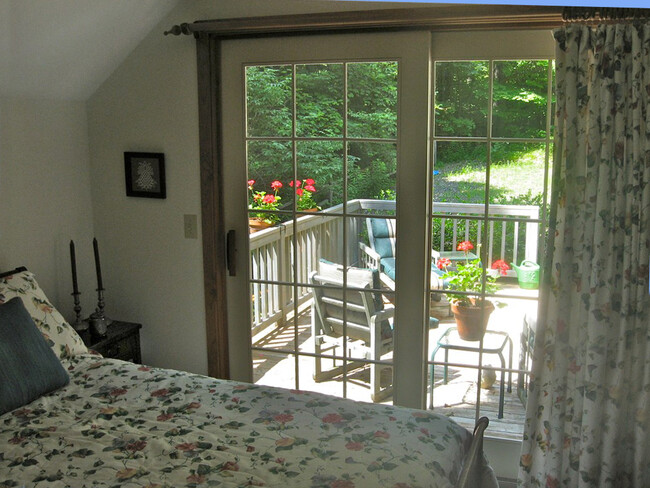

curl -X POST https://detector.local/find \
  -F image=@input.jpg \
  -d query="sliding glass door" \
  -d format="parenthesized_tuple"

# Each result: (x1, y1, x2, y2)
(219, 30, 554, 430)
(221, 31, 431, 408)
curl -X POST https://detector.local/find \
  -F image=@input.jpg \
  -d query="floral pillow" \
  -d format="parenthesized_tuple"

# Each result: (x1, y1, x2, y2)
(0, 270, 88, 360)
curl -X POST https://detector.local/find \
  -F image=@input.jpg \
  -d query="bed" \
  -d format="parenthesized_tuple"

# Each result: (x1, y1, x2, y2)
(0, 267, 498, 488)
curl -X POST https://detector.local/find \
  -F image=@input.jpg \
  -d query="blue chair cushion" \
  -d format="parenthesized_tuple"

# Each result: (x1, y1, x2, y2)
(380, 257, 447, 286)
(370, 218, 396, 259)
(380, 257, 396, 281)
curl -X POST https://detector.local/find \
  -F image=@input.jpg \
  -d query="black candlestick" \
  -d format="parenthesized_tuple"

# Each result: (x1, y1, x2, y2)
(93, 238, 103, 291)
(70, 240, 79, 295)
(69, 240, 87, 332)
(88, 238, 111, 336)
(71, 290, 87, 331)
(88, 293, 110, 337)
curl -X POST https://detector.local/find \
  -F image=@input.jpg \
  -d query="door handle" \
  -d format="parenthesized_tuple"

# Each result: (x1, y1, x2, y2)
(226, 229, 237, 276)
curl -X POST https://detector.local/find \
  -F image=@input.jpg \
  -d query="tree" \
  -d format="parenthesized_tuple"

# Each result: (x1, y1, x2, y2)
(245, 59, 551, 210)
(245, 62, 398, 209)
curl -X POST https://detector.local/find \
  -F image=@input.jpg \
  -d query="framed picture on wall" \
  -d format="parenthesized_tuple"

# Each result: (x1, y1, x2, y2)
(124, 152, 166, 199)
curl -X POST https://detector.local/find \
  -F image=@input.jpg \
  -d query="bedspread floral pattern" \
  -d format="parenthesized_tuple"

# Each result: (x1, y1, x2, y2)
(0, 355, 474, 488)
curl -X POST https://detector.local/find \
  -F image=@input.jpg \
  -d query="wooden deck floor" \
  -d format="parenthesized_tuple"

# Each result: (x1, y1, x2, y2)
(252, 284, 536, 441)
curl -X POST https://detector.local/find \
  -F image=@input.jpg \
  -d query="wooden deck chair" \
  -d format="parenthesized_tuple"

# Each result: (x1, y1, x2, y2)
(309, 260, 394, 402)
(359, 217, 448, 291)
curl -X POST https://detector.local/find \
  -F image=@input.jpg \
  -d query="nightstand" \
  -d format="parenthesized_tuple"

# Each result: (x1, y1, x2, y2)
(83, 321, 142, 363)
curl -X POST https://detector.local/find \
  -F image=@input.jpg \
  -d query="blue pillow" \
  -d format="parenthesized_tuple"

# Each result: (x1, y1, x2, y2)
(0, 297, 69, 415)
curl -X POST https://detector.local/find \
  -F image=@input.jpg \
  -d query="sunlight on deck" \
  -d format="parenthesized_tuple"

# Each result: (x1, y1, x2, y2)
(252, 282, 537, 440)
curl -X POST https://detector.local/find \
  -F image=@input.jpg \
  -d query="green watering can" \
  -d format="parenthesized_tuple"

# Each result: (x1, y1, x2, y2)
(512, 260, 539, 289)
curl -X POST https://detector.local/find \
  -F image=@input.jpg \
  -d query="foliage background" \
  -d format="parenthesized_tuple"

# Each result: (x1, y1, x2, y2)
(246, 60, 553, 262)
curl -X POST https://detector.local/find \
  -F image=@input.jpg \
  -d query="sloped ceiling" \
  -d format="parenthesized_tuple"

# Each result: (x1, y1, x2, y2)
(0, 0, 180, 101)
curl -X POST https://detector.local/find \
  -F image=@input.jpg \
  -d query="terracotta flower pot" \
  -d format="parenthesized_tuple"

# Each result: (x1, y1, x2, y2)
(249, 218, 273, 233)
(450, 300, 495, 341)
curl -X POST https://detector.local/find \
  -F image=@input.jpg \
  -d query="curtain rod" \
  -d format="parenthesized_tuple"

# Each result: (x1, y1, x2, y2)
(562, 7, 650, 23)
(164, 5, 564, 38)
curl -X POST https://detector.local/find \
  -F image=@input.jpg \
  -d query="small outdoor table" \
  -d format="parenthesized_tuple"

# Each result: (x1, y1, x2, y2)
(434, 250, 479, 266)
(429, 327, 513, 419)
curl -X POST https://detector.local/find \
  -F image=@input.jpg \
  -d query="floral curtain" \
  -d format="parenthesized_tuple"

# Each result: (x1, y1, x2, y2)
(519, 23, 650, 487)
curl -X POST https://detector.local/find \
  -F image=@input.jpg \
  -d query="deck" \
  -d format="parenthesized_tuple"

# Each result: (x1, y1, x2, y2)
(252, 283, 536, 440)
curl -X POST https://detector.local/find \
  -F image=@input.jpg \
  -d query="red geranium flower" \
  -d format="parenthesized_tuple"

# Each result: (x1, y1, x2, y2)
(289, 180, 301, 188)
(437, 257, 452, 270)
(296, 188, 304, 196)
(262, 194, 276, 204)
(247, 179, 255, 187)
(304, 178, 315, 186)
(491, 259, 510, 276)
(304, 184, 316, 192)
(271, 180, 283, 190)
(457, 241, 474, 252)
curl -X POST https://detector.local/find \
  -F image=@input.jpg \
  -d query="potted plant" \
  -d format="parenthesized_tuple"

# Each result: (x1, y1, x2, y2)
(290, 178, 321, 212)
(248, 179, 282, 232)
(437, 241, 509, 341)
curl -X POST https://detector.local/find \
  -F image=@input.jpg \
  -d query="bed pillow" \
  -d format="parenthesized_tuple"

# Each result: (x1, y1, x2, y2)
(0, 297, 70, 415)
(0, 270, 88, 360)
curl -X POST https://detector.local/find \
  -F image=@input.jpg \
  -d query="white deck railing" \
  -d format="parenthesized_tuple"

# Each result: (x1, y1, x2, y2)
(431, 202, 540, 268)
(249, 199, 539, 334)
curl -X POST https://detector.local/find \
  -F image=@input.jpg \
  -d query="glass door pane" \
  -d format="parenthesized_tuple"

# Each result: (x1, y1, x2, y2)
(246, 61, 398, 403)
(429, 57, 552, 438)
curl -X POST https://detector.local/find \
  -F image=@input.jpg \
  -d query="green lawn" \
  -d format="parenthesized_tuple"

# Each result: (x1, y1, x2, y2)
(433, 147, 549, 206)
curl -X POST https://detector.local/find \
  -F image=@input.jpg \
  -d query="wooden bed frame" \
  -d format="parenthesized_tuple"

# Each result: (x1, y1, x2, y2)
(0, 266, 27, 279)
(457, 416, 491, 488)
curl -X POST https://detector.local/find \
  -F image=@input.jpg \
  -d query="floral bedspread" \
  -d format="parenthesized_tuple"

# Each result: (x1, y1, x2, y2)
(0, 355, 493, 488)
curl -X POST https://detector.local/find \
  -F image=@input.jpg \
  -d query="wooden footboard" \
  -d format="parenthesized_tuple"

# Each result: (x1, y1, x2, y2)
(456, 417, 491, 488)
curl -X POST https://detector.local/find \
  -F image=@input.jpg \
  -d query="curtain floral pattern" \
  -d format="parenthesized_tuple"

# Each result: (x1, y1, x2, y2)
(519, 24, 650, 487)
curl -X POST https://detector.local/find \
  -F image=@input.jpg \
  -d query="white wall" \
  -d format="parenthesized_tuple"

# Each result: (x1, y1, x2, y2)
(86, 6, 205, 374)
(0, 96, 95, 318)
